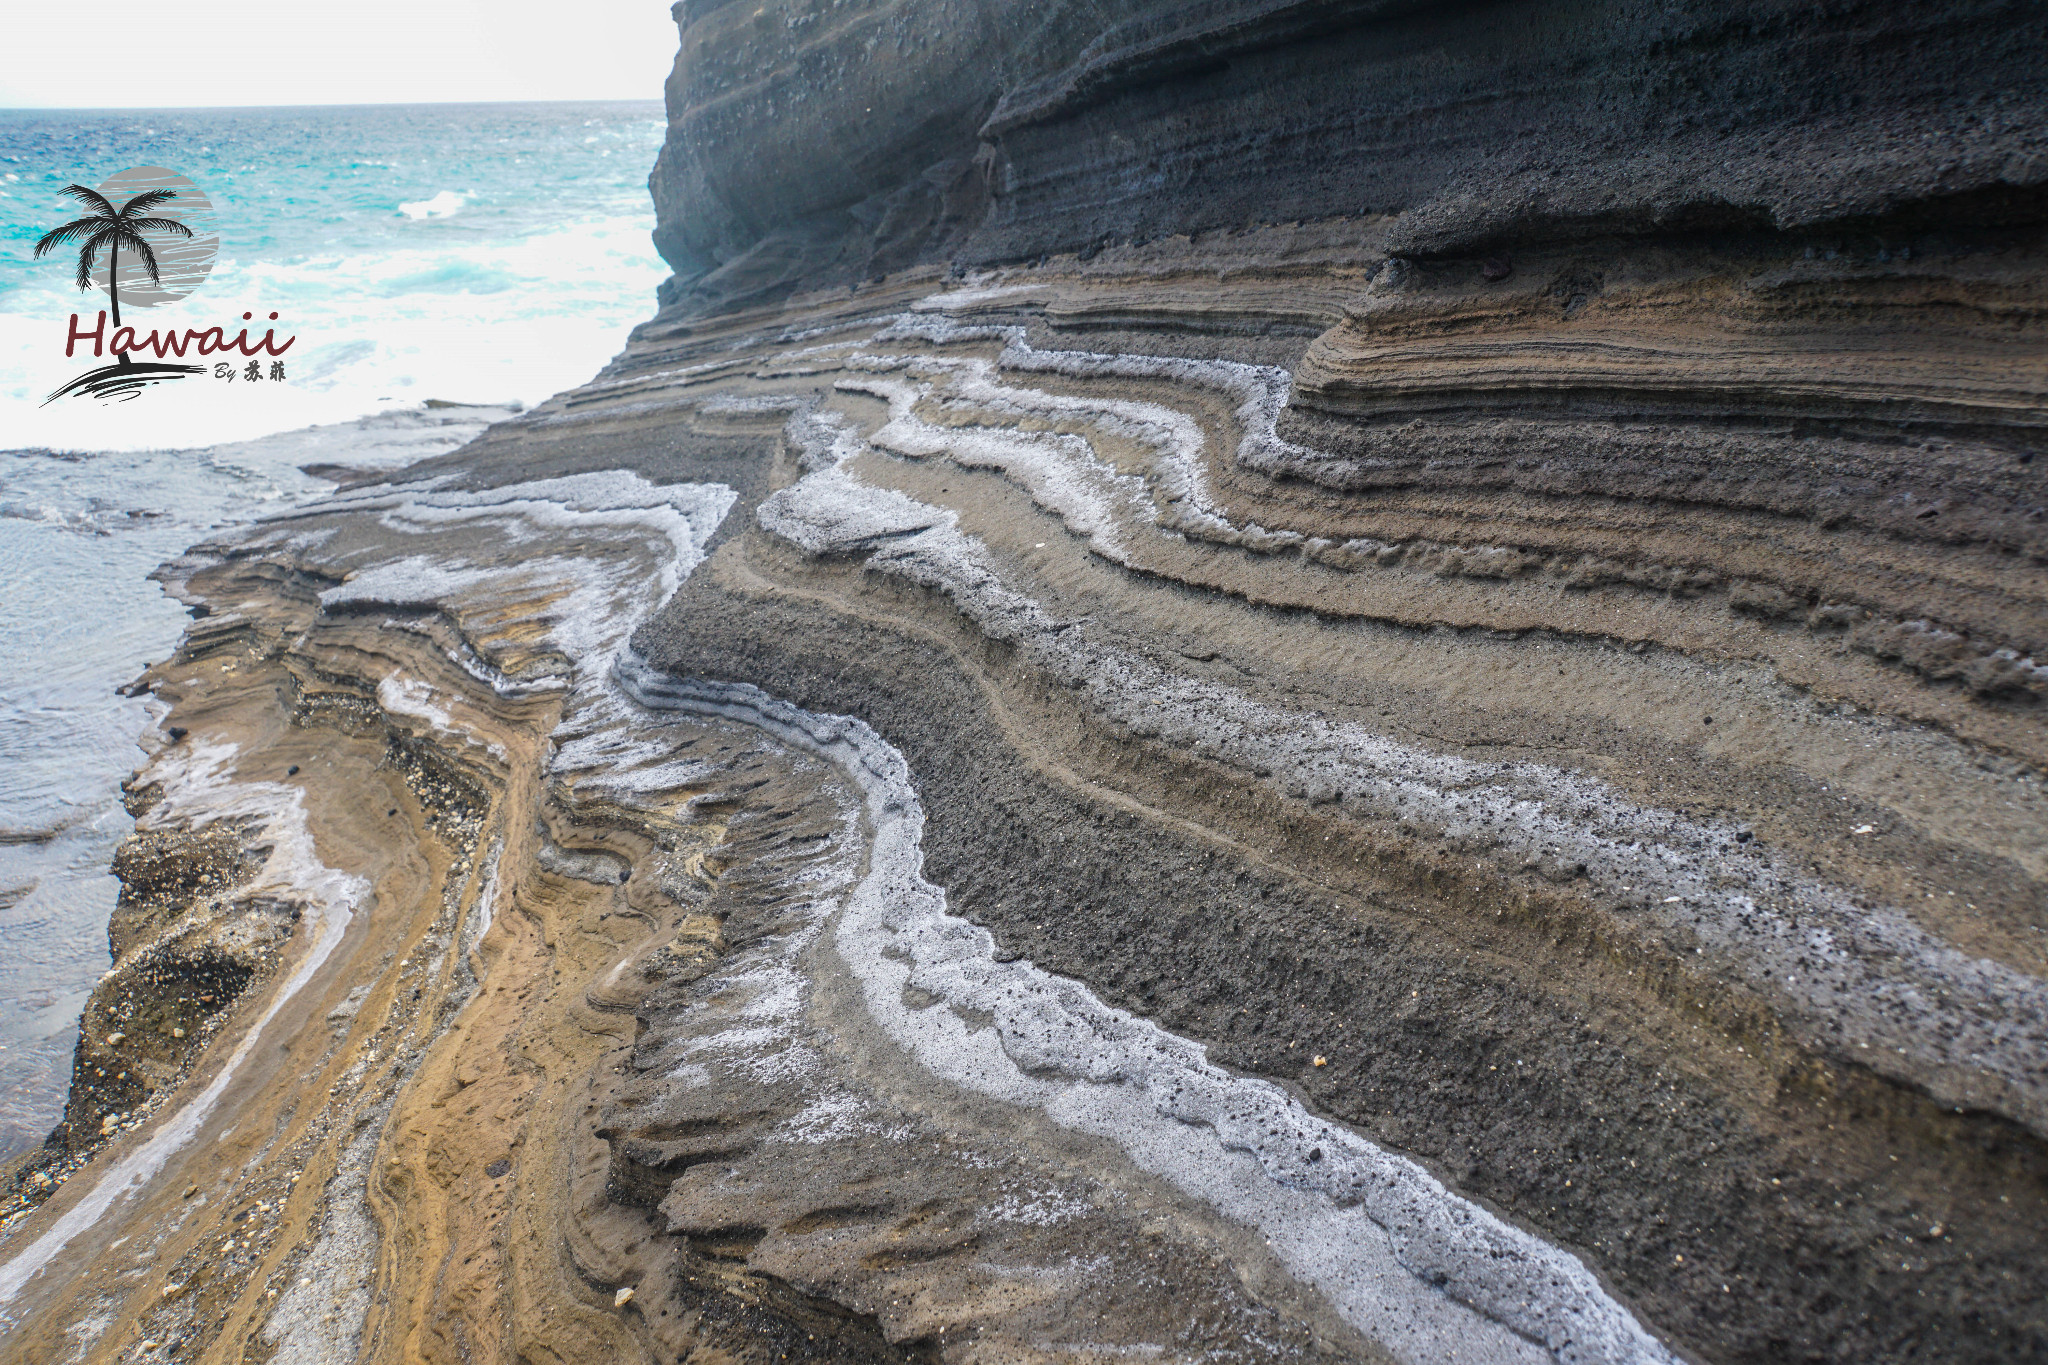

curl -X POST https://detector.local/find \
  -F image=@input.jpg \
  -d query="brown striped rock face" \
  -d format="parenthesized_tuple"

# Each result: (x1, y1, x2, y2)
(3, 4, 2046, 1364)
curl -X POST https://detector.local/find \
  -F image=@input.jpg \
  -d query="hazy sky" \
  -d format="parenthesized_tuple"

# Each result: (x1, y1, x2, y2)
(0, 0, 678, 107)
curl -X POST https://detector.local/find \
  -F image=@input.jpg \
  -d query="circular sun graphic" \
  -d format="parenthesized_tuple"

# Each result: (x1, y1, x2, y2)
(82, 165, 222, 309)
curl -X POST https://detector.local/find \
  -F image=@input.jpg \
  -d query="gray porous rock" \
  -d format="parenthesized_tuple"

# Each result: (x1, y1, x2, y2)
(650, 0, 2048, 307)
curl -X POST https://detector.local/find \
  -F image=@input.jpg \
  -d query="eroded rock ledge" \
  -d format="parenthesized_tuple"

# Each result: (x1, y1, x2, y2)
(0, 250, 2040, 1361)
(2, 4, 2044, 1363)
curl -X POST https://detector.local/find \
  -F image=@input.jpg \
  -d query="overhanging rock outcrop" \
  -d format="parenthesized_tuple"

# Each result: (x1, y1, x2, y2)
(651, 0, 2048, 306)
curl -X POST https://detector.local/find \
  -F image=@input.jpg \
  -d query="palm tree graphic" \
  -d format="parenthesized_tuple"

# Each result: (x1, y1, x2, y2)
(33, 184, 194, 365)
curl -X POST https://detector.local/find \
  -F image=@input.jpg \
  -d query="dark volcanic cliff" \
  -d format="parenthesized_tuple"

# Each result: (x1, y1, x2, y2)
(650, 0, 2048, 303)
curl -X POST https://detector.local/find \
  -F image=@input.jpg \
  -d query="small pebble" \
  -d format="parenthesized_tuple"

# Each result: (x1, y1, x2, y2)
(614, 1286, 635, 1307)
(106, 1032, 124, 1046)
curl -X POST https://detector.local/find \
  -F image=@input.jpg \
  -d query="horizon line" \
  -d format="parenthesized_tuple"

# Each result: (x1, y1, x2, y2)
(0, 96, 667, 114)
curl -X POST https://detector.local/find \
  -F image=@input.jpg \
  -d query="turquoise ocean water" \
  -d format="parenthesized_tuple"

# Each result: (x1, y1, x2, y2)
(0, 102, 671, 1156)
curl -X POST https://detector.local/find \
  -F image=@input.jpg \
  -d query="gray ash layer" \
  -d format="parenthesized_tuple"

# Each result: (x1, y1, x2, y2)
(649, 0, 2047, 309)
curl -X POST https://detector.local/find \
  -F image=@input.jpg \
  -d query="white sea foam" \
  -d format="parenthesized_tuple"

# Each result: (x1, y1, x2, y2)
(1, 216, 667, 453)
(396, 191, 466, 220)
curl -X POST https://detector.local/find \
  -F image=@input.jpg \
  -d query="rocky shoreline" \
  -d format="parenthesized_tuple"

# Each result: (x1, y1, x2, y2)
(3, 2, 2046, 1360)
(0, 258, 2035, 1360)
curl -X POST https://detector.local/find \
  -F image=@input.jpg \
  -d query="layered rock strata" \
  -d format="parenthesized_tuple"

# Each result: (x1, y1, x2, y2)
(2, 2, 2046, 1363)
(0, 454, 1674, 1364)
(0, 252, 2040, 1360)
(601, 271, 2048, 1362)
(651, 0, 2047, 310)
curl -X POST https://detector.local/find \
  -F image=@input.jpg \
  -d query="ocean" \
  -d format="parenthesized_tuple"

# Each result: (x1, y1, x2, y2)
(0, 100, 670, 1156)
